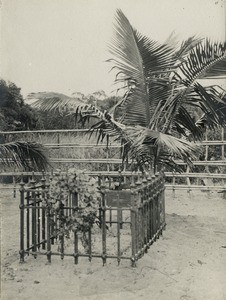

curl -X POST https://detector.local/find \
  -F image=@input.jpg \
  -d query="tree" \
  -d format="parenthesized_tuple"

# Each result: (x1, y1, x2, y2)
(32, 10, 226, 172)
(0, 80, 49, 171)
(0, 80, 39, 131)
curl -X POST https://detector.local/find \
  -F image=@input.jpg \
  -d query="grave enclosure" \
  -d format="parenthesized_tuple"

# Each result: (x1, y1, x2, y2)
(1, 127, 226, 266)
(19, 171, 165, 267)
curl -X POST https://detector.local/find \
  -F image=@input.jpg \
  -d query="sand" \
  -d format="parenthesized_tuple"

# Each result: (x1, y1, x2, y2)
(1, 187, 226, 300)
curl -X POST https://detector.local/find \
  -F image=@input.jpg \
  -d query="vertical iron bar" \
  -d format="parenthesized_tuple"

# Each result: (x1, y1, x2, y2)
(152, 176, 156, 239)
(147, 189, 151, 243)
(46, 209, 51, 263)
(72, 193, 78, 264)
(37, 197, 40, 249)
(13, 175, 16, 198)
(141, 191, 145, 254)
(74, 231, 78, 264)
(150, 186, 154, 241)
(31, 176, 37, 258)
(41, 175, 46, 250)
(162, 174, 166, 228)
(117, 207, 121, 265)
(60, 202, 64, 260)
(109, 207, 112, 227)
(88, 229, 92, 262)
(101, 179, 107, 265)
(26, 191, 30, 251)
(221, 127, 224, 187)
(138, 206, 142, 253)
(19, 178, 25, 263)
(130, 177, 137, 267)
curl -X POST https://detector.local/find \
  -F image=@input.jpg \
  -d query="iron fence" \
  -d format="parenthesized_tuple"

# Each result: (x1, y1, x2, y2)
(19, 171, 165, 266)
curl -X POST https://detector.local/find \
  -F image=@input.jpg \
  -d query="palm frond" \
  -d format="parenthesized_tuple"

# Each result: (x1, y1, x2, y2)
(193, 82, 225, 123)
(178, 40, 226, 86)
(174, 106, 204, 140)
(175, 36, 203, 61)
(108, 9, 150, 127)
(164, 31, 179, 49)
(144, 130, 199, 160)
(32, 96, 84, 112)
(123, 126, 199, 160)
(153, 40, 226, 132)
(134, 30, 176, 76)
(195, 91, 226, 129)
(0, 141, 49, 171)
(134, 30, 177, 118)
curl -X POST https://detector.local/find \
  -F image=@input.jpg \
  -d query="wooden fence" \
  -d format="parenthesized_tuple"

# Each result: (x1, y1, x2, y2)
(1, 128, 226, 190)
(19, 171, 165, 266)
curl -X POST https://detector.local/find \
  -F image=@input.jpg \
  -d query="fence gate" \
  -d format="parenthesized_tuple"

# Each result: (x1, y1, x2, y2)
(19, 171, 166, 266)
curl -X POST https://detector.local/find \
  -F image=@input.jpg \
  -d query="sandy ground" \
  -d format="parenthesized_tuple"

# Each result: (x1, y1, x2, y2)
(1, 187, 226, 300)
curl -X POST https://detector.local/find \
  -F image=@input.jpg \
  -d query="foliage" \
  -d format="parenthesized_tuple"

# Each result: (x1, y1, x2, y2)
(35, 108, 82, 129)
(32, 94, 122, 130)
(0, 80, 38, 131)
(0, 80, 49, 171)
(44, 169, 101, 241)
(0, 141, 49, 171)
(32, 10, 226, 172)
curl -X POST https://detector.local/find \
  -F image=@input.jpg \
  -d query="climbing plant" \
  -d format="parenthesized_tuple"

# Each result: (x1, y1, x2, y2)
(43, 168, 101, 248)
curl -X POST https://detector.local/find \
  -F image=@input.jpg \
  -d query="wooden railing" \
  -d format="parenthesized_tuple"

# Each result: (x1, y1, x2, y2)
(1, 128, 226, 190)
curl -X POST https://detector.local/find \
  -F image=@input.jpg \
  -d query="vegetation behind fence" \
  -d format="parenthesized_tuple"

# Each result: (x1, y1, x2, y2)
(1, 128, 226, 190)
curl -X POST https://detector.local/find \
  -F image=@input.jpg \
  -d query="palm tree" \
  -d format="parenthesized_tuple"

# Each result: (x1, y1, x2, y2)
(32, 10, 226, 172)
(0, 139, 49, 171)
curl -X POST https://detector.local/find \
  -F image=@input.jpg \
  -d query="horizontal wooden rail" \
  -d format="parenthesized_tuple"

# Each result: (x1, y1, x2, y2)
(165, 185, 226, 190)
(42, 141, 226, 147)
(165, 172, 226, 178)
(0, 129, 91, 134)
(198, 140, 226, 146)
(45, 159, 226, 166)
(34, 142, 226, 149)
(1, 171, 226, 178)
(44, 143, 120, 148)
(2, 184, 226, 191)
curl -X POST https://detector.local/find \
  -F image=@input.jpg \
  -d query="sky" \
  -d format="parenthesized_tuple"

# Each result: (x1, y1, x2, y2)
(1, 0, 225, 98)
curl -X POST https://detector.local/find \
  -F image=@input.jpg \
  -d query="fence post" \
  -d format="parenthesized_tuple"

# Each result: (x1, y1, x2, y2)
(130, 173, 137, 267)
(151, 174, 156, 241)
(221, 127, 225, 189)
(117, 203, 121, 265)
(156, 174, 161, 237)
(45, 176, 52, 263)
(30, 174, 37, 258)
(72, 193, 79, 264)
(146, 171, 152, 248)
(19, 176, 25, 263)
(186, 166, 191, 193)
(172, 170, 176, 198)
(26, 186, 30, 251)
(13, 174, 16, 198)
(100, 176, 107, 266)
(59, 201, 65, 260)
(41, 173, 46, 250)
(160, 173, 166, 231)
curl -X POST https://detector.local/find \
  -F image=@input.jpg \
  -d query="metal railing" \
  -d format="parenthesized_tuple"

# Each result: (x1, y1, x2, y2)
(19, 171, 166, 266)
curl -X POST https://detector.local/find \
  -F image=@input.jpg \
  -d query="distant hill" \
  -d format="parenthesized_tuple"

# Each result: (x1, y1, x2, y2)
(26, 90, 109, 104)
(26, 92, 83, 104)
(87, 90, 107, 101)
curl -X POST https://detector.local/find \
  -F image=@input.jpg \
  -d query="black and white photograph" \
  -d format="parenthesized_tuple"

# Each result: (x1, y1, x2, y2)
(0, 0, 226, 299)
